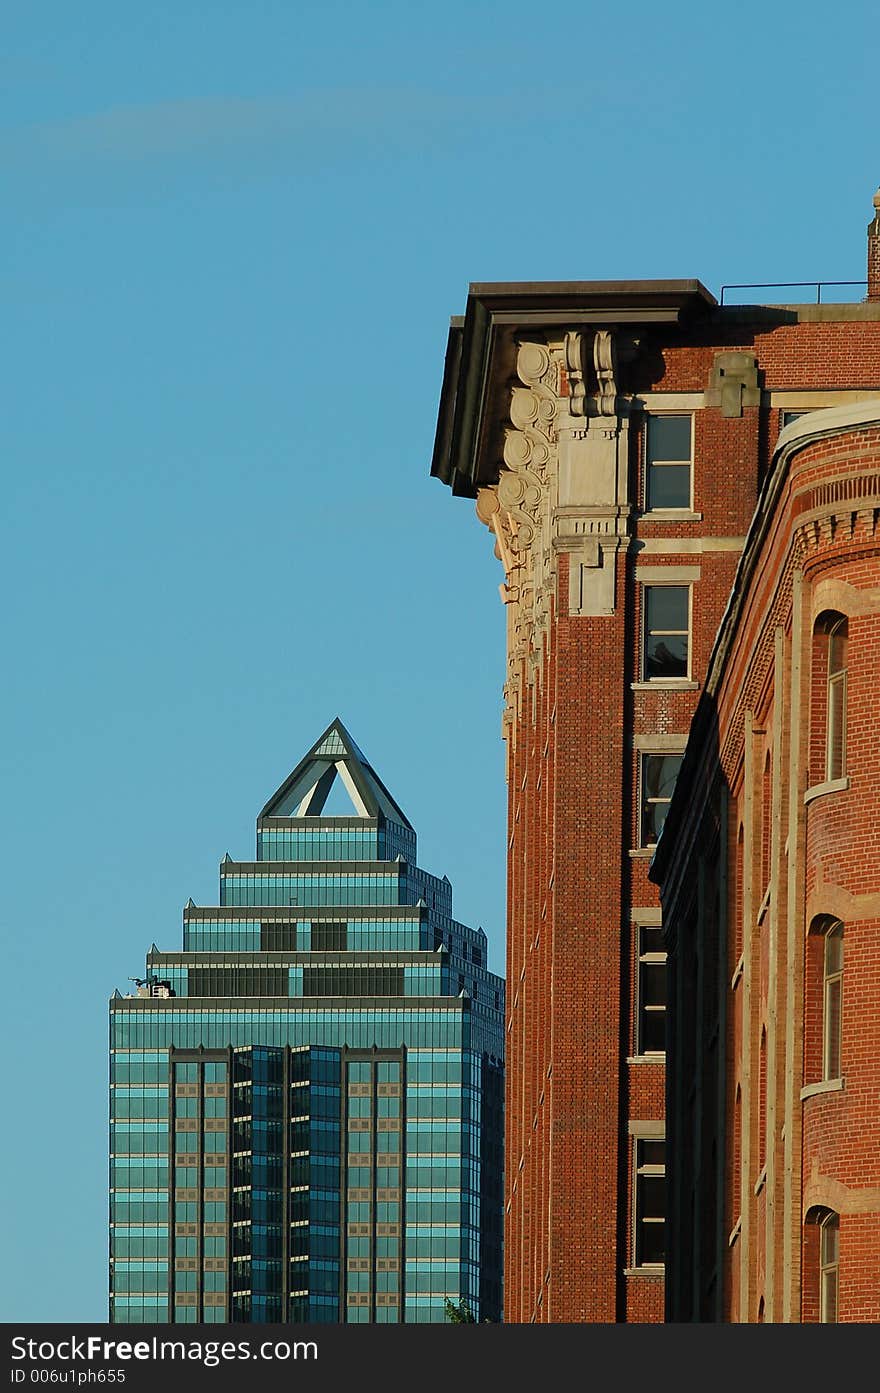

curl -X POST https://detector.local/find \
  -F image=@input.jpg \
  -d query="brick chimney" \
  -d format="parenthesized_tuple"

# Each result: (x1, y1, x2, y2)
(869, 187, 880, 300)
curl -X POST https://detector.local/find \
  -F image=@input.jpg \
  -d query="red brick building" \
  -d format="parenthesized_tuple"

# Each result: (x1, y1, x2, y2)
(430, 193, 880, 1322)
(651, 398, 880, 1322)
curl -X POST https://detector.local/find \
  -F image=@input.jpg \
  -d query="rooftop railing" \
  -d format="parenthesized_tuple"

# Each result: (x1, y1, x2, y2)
(719, 280, 868, 306)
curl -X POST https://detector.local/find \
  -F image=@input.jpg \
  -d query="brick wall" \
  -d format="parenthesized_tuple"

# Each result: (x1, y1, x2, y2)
(652, 412, 880, 1321)
(434, 285, 880, 1323)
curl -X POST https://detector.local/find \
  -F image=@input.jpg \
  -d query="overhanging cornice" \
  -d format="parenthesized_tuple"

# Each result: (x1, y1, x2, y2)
(431, 279, 717, 498)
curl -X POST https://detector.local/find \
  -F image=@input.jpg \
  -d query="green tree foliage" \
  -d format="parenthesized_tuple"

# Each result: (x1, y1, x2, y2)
(443, 1297, 476, 1323)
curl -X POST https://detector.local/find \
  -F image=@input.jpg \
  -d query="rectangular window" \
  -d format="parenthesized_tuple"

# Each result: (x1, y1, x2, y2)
(825, 619, 847, 782)
(640, 753, 683, 847)
(637, 925, 667, 1054)
(643, 586, 690, 680)
(311, 922, 348, 951)
(188, 967, 288, 997)
(634, 1137, 665, 1267)
(823, 925, 843, 1082)
(820, 1215, 839, 1323)
(302, 966, 405, 997)
(645, 414, 692, 510)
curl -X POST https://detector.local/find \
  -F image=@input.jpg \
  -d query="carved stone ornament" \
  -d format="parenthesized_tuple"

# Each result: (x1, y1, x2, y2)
(593, 329, 618, 417)
(474, 328, 633, 740)
(564, 332, 586, 417)
(474, 339, 561, 733)
(497, 467, 543, 547)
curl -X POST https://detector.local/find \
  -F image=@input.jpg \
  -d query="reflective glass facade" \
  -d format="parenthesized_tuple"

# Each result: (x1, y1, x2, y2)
(109, 722, 504, 1324)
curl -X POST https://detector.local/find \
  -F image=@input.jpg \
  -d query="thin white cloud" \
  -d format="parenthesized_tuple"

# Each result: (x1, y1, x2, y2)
(0, 88, 477, 166)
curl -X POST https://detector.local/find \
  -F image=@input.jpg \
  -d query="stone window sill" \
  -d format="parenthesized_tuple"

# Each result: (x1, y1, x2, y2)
(623, 1266, 665, 1278)
(638, 510, 703, 523)
(804, 776, 850, 805)
(629, 847, 655, 859)
(631, 680, 700, 692)
(627, 1054, 666, 1065)
(800, 1077, 844, 1101)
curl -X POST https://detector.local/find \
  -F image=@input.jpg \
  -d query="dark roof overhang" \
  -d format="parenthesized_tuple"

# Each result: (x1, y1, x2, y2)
(431, 279, 716, 498)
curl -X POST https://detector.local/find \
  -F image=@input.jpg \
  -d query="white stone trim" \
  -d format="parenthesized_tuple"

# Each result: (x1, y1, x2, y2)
(632, 536, 745, 554)
(628, 1119, 665, 1137)
(630, 907, 663, 925)
(632, 392, 705, 411)
(803, 776, 850, 805)
(631, 680, 700, 692)
(800, 1078, 844, 1101)
(636, 564, 701, 583)
(633, 733, 689, 752)
(770, 389, 880, 409)
(776, 398, 880, 453)
(639, 509, 703, 523)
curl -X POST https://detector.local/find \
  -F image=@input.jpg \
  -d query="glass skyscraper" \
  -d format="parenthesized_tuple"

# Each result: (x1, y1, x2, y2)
(109, 720, 504, 1324)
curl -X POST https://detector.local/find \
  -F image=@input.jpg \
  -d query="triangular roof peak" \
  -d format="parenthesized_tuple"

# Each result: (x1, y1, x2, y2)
(259, 719, 413, 828)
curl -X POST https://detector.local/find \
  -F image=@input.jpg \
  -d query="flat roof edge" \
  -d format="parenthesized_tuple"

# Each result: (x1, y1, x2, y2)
(466, 278, 716, 303)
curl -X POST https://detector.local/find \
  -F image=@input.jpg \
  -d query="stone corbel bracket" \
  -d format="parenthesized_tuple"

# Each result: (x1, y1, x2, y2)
(706, 351, 762, 418)
(555, 329, 631, 616)
(592, 328, 618, 418)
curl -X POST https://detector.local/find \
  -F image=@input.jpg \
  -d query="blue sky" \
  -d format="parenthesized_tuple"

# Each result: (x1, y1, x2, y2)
(1, 0, 877, 1322)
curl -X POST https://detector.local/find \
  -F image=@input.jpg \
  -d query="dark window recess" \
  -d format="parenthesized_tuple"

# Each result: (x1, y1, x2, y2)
(301, 966, 405, 997)
(188, 967, 288, 997)
(289, 1226, 309, 1258)
(638, 963, 667, 1053)
(260, 922, 298, 951)
(251, 1224, 284, 1259)
(310, 921, 348, 951)
(288, 1047, 341, 1086)
(637, 923, 668, 1054)
(643, 586, 689, 679)
(638, 1175, 666, 1263)
(640, 753, 684, 846)
(645, 414, 692, 510)
(634, 1137, 666, 1266)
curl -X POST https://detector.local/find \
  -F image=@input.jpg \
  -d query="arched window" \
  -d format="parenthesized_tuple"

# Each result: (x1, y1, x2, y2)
(826, 617, 848, 779)
(819, 1211, 840, 1322)
(804, 1206, 840, 1322)
(823, 922, 844, 1081)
